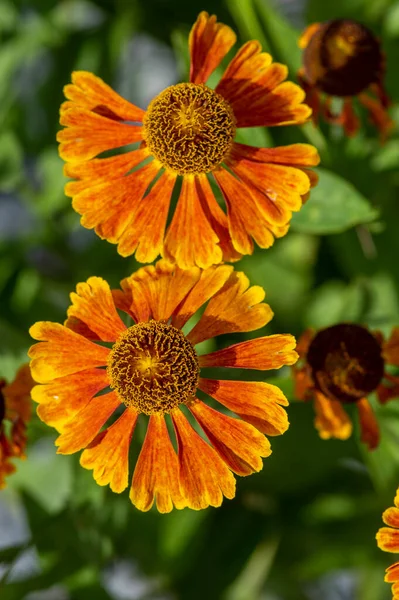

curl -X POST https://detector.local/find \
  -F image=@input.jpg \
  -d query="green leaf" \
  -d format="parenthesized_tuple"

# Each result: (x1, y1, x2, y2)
(291, 168, 379, 234)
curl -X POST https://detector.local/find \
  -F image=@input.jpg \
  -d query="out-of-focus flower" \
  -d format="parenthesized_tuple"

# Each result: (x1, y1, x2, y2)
(29, 260, 298, 512)
(0, 365, 33, 489)
(58, 11, 319, 269)
(293, 323, 399, 450)
(298, 19, 393, 140)
(376, 487, 399, 599)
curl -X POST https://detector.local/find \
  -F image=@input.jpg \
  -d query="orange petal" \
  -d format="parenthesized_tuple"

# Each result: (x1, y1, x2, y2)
(298, 23, 321, 49)
(198, 378, 289, 436)
(293, 365, 314, 401)
(172, 408, 236, 509)
(357, 397, 380, 450)
(29, 322, 109, 383)
(385, 562, 399, 582)
(340, 98, 360, 138)
(72, 161, 160, 244)
(58, 107, 143, 161)
(190, 400, 271, 476)
(121, 259, 200, 322)
(130, 414, 186, 513)
(188, 270, 272, 346)
(383, 327, 399, 367)
(163, 175, 223, 269)
(80, 408, 138, 493)
(172, 264, 233, 330)
(67, 277, 126, 342)
(358, 91, 394, 142)
(64, 71, 145, 122)
(313, 391, 352, 441)
(377, 527, 399, 553)
(296, 328, 315, 358)
(189, 11, 236, 85)
(383, 507, 399, 529)
(55, 391, 120, 454)
(3, 364, 34, 423)
(231, 142, 320, 167)
(213, 168, 284, 254)
(199, 334, 298, 370)
(64, 147, 150, 196)
(195, 174, 242, 263)
(117, 170, 177, 261)
(32, 368, 109, 432)
(63, 315, 101, 341)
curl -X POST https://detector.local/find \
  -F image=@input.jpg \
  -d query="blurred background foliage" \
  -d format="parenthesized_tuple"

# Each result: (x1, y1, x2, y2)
(1, 0, 399, 598)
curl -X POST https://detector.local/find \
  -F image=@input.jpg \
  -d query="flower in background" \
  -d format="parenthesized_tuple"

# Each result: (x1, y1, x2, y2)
(293, 323, 399, 450)
(58, 11, 319, 269)
(29, 260, 297, 512)
(0, 365, 33, 489)
(298, 19, 393, 140)
(376, 487, 399, 599)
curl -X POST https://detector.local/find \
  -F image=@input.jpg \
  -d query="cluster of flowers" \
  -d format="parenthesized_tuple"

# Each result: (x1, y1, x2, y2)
(1, 10, 398, 594)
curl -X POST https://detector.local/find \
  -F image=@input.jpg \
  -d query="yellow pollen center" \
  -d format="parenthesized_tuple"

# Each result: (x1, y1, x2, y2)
(143, 83, 236, 175)
(107, 321, 200, 415)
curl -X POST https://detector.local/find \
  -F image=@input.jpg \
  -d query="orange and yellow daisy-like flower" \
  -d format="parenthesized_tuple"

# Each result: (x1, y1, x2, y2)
(376, 487, 399, 599)
(293, 323, 399, 450)
(57, 11, 319, 269)
(298, 19, 393, 140)
(28, 260, 297, 512)
(0, 364, 33, 489)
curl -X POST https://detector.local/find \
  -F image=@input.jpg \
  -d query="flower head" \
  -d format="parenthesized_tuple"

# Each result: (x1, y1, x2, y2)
(298, 19, 393, 139)
(0, 364, 33, 489)
(58, 11, 319, 269)
(293, 323, 399, 450)
(376, 487, 399, 599)
(29, 260, 297, 512)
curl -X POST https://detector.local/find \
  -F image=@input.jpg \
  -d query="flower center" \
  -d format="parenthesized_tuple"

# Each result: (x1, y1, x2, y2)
(303, 19, 383, 97)
(307, 323, 384, 403)
(143, 83, 236, 175)
(107, 321, 200, 415)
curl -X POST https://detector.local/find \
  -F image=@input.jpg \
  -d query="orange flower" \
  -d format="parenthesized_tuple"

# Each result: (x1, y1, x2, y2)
(0, 364, 33, 489)
(28, 260, 297, 512)
(298, 19, 393, 140)
(58, 11, 319, 269)
(293, 323, 399, 450)
(376, 487, 399, 599)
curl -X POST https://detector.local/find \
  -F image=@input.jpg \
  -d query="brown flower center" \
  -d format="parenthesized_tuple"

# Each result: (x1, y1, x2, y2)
(143, 83, 236, 175)
(107, 321, 199, 415)
(307, 323, 384, 403)
(303, 20, 384, 97)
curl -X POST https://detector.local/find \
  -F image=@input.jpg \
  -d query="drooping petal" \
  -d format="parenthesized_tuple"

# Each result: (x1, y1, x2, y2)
(293, 365, 314, 401)
(72, 161, 160, 245)
(163, 175, 223, 269)
(29, 322, 109, 383)
(198, 378, 289, 436)
(298, 23, 322, 49)
(172, 264, 233, 330)
(130, 414, 186, 513)
(313, 391, 352, 441)
(80, 408, 138, 493)
(55, 391, 120, 454)
(3, 364, 34, 422)
(172, 408, 236, 509)
(383, 327, 399, 367)
(189, 11, 236, 85)
(376, 528, 399, 553)
(67, 277, 126, 342)
(357, 397, 380, 450)
(190, 400, 271, 476)
(121, 259, 201, 322)
(296, 328, 315, 358)
(199, 334, 298, 370)
(358, 92, 394, 143)
(32, 368, 109, 432)
(188, 270, 273, 345)
(58, 107, 143, 162)
(117, 170, 177, 261)
(63, 71, 145, 122)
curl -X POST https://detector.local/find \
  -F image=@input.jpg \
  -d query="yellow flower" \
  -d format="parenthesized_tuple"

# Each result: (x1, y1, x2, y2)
(0, 364, 33, 489)
(376, 487, 399, 599)
(29, 260, 298, 512)
(58, 11, 319, 269)
(298, 19, 393, 140)
(293, 323, 399, 450)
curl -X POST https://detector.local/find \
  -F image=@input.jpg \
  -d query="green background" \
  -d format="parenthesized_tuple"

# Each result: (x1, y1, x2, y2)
(1, 0, 399, 598)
